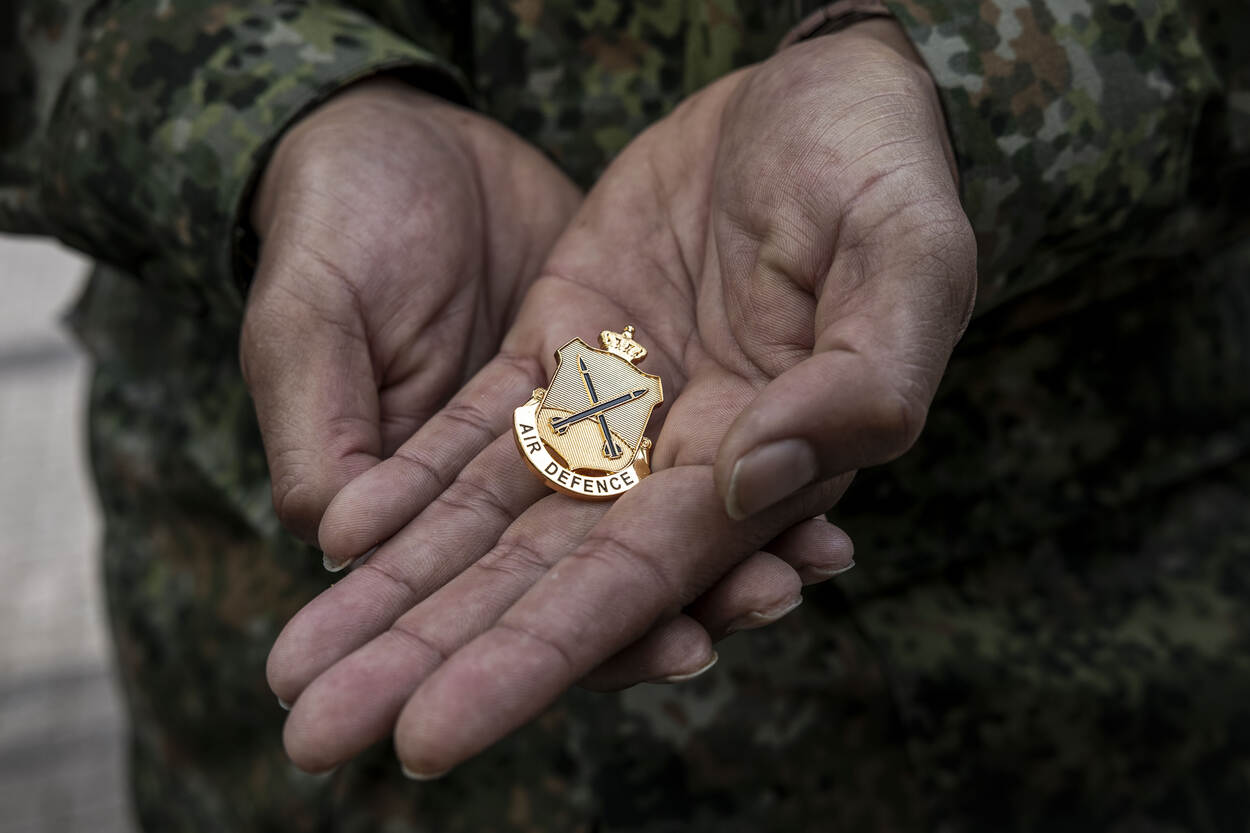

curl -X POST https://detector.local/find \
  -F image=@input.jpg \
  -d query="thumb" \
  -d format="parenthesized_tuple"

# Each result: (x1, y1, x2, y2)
(240, 242, 381, 549)
(714, 203, 976, 520)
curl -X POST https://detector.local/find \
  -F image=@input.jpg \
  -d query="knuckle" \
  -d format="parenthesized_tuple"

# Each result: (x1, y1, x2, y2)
(869, 381, 928, 459)
(474, 536, 553, 583)
(391, 445, 454, 494)
(271, 475, 319, 537)
(354, 559, 419, 606)
(570, 532, 681, 608)
(493, 620, 576, 676)
(435, 397, 500, 441)
(387, 621, 450, 666)
(438, 473, 516, 527)
(493, 351, 547, 391)
(265, 442, 346, 537)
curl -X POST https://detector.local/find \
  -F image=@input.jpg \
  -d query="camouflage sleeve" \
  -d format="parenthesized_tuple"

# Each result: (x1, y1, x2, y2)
(0, 1, 468, 316)
(877, 0, 1250, 314)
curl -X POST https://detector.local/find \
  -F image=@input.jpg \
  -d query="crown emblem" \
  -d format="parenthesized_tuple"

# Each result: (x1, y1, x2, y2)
(599, 326, 647, 364)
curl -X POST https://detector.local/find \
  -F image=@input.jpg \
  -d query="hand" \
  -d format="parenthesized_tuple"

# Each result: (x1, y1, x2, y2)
(267, 19, 974, 776)
(240, 77, 580, 546)
(249, 76, 848, 719)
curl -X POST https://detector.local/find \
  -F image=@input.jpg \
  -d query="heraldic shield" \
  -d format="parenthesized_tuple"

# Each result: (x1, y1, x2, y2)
(513, 327, 664, 500)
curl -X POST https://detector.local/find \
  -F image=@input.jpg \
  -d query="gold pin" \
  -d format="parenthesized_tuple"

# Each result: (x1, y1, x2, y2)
(513, 326, 663, 499)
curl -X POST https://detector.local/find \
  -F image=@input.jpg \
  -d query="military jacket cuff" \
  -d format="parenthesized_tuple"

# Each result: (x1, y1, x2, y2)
(43, 2, 470, 318)
(879, 1, 1222, 315)
(779, 1, 895, 48)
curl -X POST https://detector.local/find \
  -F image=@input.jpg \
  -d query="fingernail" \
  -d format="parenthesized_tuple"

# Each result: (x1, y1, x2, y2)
(401, 763, 451, 781)
(798, 560, 855, 584)
(725, 596, 803, 635)
(651, 651, 719, 684)
(726, 439, 818, 520)
(323, 553, 355, 573)
(306, 764, 339, 778)
(277, 696, 292, 711)
(324, 545, 377, 573)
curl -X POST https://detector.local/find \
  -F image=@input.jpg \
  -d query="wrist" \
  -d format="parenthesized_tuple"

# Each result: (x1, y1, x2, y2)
(789, 17, 958, 186)
(250, 77, 453, 239)
(780, 0, 894, 47)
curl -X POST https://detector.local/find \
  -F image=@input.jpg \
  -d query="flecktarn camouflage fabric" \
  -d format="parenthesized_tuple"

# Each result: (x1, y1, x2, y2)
(4, 1, 1250, 830)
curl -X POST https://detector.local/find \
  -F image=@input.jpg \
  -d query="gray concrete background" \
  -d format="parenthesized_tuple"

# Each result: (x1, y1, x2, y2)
(0, 235, 136, 833)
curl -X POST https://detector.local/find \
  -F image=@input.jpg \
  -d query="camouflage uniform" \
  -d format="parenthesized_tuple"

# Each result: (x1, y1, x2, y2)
(3, 1, 1249, 830)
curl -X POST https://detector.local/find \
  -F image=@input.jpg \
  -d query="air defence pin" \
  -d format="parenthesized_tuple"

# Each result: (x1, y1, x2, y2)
(513, 326, 663, 499)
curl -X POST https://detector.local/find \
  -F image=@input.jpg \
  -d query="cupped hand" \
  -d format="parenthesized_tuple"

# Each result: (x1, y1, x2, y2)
(267, 19, 975, 777)
(240, 77, 580, 546)
(247, 73, 836, 726)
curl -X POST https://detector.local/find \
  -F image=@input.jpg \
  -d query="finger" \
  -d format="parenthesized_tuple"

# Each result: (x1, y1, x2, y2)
(578, 616, 716, 692)
(714, 195, 977, 520)
(685, 551, 802, 640)
(683, 509, 858, 644)
(266, 432, 548, 704)
(580, 513, 853, 690)
(317, 351, 545, 567)
(241, 243, 382, 543)
(766, 512, 855, 585)
(579, 551, 794, 691)
(710, 47, 976, 521)
(282, 493, 606, 772)
(392, 465, 839, 777)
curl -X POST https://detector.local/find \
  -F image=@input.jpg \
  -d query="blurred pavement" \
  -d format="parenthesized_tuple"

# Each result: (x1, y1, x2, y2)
(0, 236, 136, 833)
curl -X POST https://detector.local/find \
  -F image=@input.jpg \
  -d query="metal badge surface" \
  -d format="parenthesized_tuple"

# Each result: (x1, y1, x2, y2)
(513, 326, 663, 499)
